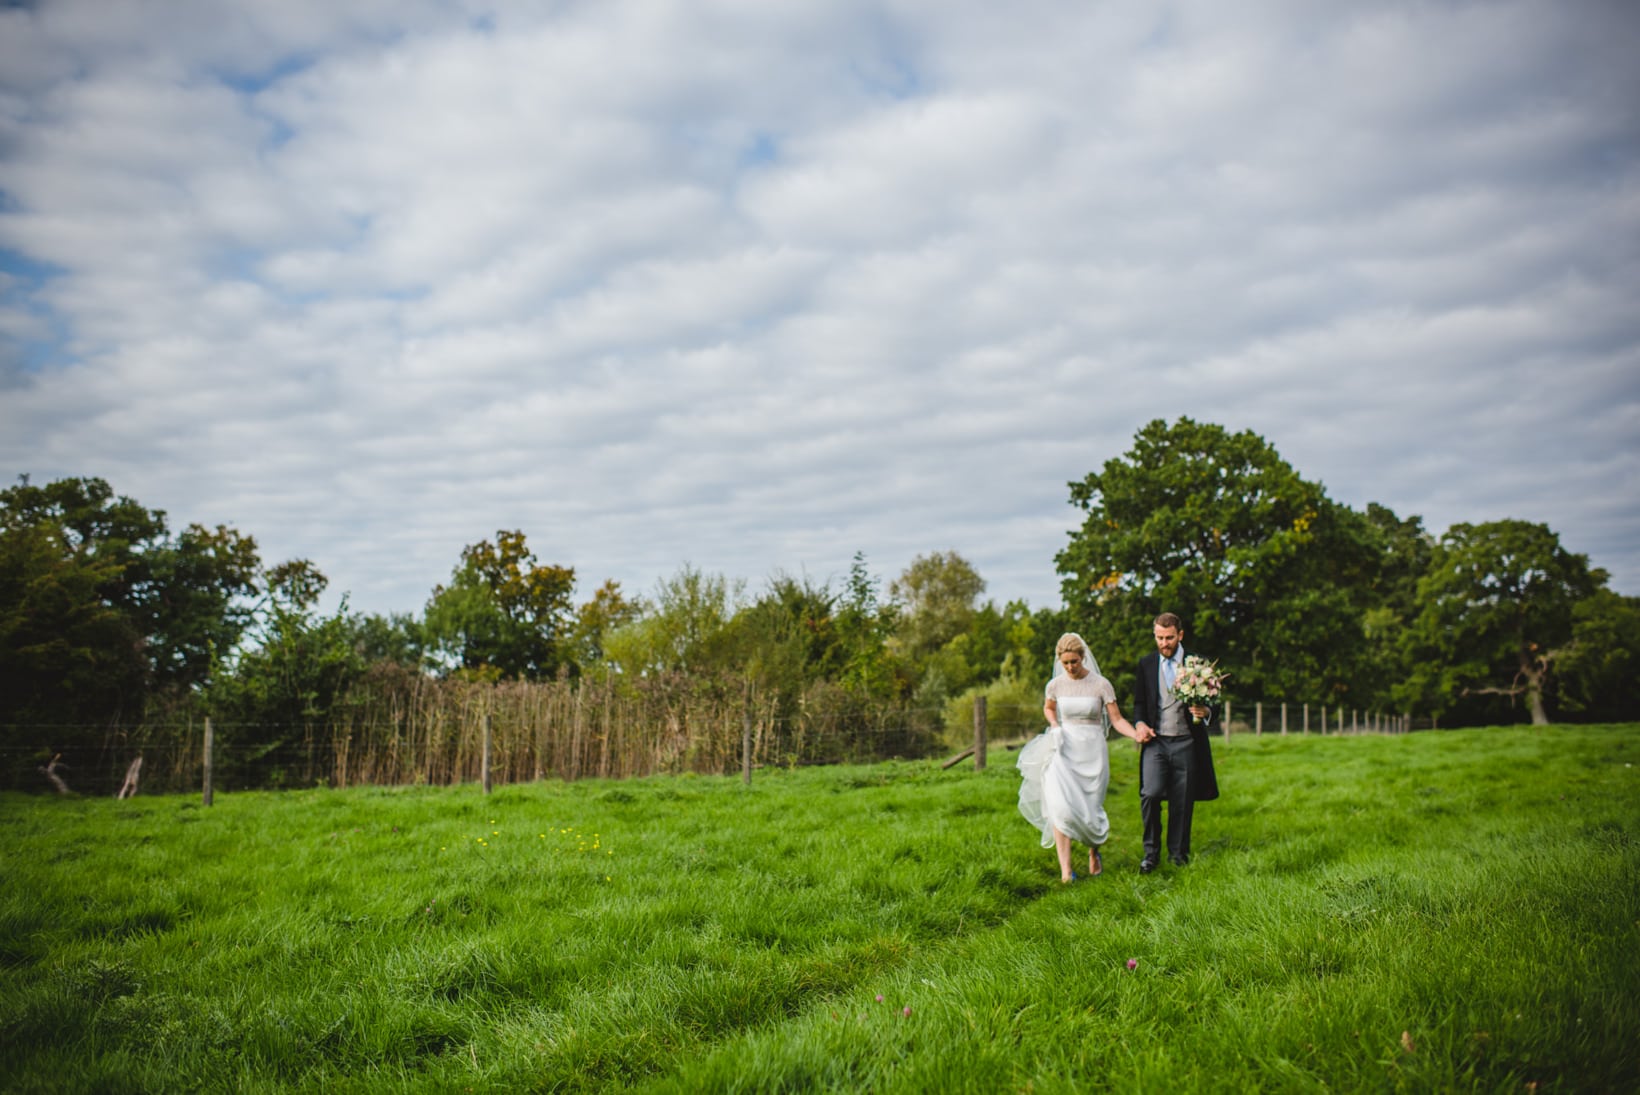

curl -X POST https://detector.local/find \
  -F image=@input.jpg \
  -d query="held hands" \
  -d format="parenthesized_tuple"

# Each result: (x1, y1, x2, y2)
(1133, 709, 1208, 741)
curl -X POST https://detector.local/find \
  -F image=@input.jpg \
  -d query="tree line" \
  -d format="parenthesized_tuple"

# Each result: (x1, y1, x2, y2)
(4, 417, 1634, 793)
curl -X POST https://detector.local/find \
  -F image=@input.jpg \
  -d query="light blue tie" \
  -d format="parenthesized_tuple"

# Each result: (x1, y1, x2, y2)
(1162, 655, 1176, 692)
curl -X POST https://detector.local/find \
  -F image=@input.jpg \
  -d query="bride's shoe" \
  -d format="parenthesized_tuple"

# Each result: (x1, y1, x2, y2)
(1089, 848, 1103, 877)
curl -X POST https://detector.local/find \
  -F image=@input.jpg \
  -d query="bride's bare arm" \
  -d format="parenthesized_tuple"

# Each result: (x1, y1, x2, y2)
(1106, 701, 1141, 741)
(1043, 697, 1058, 728)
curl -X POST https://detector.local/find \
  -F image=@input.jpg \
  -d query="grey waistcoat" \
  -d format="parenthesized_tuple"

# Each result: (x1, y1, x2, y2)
(1159, 663, 1190, 737)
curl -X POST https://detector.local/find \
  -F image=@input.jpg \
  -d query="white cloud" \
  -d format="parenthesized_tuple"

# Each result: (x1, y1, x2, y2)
(1, 0, 1637, 619)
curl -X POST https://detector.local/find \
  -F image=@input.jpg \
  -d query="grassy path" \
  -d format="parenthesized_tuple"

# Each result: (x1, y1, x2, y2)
(2, 726, 1637, 1092)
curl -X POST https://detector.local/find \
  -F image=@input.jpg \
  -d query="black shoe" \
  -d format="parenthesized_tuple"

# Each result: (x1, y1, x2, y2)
(1170, 856, 1189, 867)
(1139, 859, 1157, 874)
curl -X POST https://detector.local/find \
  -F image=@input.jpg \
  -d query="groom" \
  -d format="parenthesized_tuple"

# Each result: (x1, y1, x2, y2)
(1132, 612, 1219, 873)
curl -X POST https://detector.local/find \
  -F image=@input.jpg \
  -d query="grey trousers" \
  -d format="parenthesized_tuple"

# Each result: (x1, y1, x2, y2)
(1140, 734, 1196, 864)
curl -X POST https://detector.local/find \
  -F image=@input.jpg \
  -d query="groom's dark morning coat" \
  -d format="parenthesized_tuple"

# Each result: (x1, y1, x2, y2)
(1133, 651, 1220, 802)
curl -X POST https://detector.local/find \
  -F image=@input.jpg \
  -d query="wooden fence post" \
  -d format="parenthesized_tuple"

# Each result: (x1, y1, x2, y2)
(203, 718, 214, 807)
(482, 713, 493, 794)
(1255, 701, 1263, 735)
(973, 695, 987, 771)
(1302, 704, 1309, 734)
(742, 687, 753, 787)
(598, 677, 612, 779)
(1280, 703, 1288, 735)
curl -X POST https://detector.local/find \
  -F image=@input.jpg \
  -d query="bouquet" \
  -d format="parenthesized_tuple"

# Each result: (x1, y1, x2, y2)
(1172, 655, 1228, 708)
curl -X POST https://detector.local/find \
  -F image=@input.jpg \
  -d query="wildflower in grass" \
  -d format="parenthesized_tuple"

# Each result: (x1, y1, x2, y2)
(1126, 958, 1138, 970)
(902, 1006, 912, 1017)
(875, 994, 884, 1003)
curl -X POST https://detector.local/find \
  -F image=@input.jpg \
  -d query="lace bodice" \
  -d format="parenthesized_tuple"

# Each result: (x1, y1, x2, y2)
(1045, 672, 1114, 728)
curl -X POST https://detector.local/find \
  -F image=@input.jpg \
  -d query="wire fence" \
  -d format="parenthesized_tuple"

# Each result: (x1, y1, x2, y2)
(1, 678, 1419, 799)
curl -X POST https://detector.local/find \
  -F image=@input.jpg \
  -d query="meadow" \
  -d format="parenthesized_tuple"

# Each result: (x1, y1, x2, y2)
(2, 725, 1637, 1093)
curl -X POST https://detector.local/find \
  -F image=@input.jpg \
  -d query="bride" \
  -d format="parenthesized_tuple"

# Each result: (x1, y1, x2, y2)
(1018, 633, 1144, 883)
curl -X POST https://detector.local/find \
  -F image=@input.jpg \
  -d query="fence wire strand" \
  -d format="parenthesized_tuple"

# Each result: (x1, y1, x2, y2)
(3, 687, 1417, 798)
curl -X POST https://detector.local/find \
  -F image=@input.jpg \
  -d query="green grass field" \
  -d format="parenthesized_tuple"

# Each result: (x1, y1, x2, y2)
(3, 726, 1637, 1093)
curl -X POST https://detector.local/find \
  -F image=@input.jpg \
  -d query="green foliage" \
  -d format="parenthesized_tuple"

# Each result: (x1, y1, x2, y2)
(423, 530, 577, 680)
(0, 476, 261, 709)
(1056, 414, 1430, 714)
(9, 426, 1638, 791)
(2, 727, 1636, 1091)
(201, 562, 369, 785)
(1413, 519, 1602, 724)
(942, 670, 1046, 749)
(0, 511, 140, 728)
(0, 476, 261, 789)
(565, 578, 642, 671)
(1057, 418, 1384, 705)
(343, 610, 428, 670)
(141, 521, 263, 692)
(601, 563, 743, 678)
(721, 573, 845, 691)
(963, 599, 1064, 686)
(835, 552, 901, 699)
(888, 550, 985, 661)
(1554, 589, 1640, 721)
(1356, 503, 1437, 709)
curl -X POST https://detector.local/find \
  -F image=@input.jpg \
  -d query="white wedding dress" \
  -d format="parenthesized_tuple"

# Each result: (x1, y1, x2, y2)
(1018, 672, 1113, 848)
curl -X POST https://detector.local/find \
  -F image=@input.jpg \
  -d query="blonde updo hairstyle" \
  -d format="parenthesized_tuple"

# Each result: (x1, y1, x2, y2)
(1055, 634, 1087, 660)
(1053, 633, 1099, 679)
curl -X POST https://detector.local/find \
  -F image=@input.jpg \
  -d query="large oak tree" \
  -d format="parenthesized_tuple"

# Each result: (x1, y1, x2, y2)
(1413, 519, 1602, 724)
(1056, 418, 1383, 706)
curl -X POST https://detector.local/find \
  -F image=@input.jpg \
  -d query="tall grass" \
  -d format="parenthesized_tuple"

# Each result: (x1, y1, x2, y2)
(102, 671, 939, 795)
(2, 725, 1636, 1092)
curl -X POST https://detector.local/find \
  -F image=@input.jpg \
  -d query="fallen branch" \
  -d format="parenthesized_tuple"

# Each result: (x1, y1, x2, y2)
(39, 754, 72, 796)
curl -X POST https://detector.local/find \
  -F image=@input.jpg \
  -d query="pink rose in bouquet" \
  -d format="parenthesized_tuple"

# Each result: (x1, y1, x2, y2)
(1172, 655, 1228, 707)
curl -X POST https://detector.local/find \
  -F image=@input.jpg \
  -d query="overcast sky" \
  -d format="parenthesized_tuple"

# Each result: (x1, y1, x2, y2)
(2, 0, 1637, 619)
